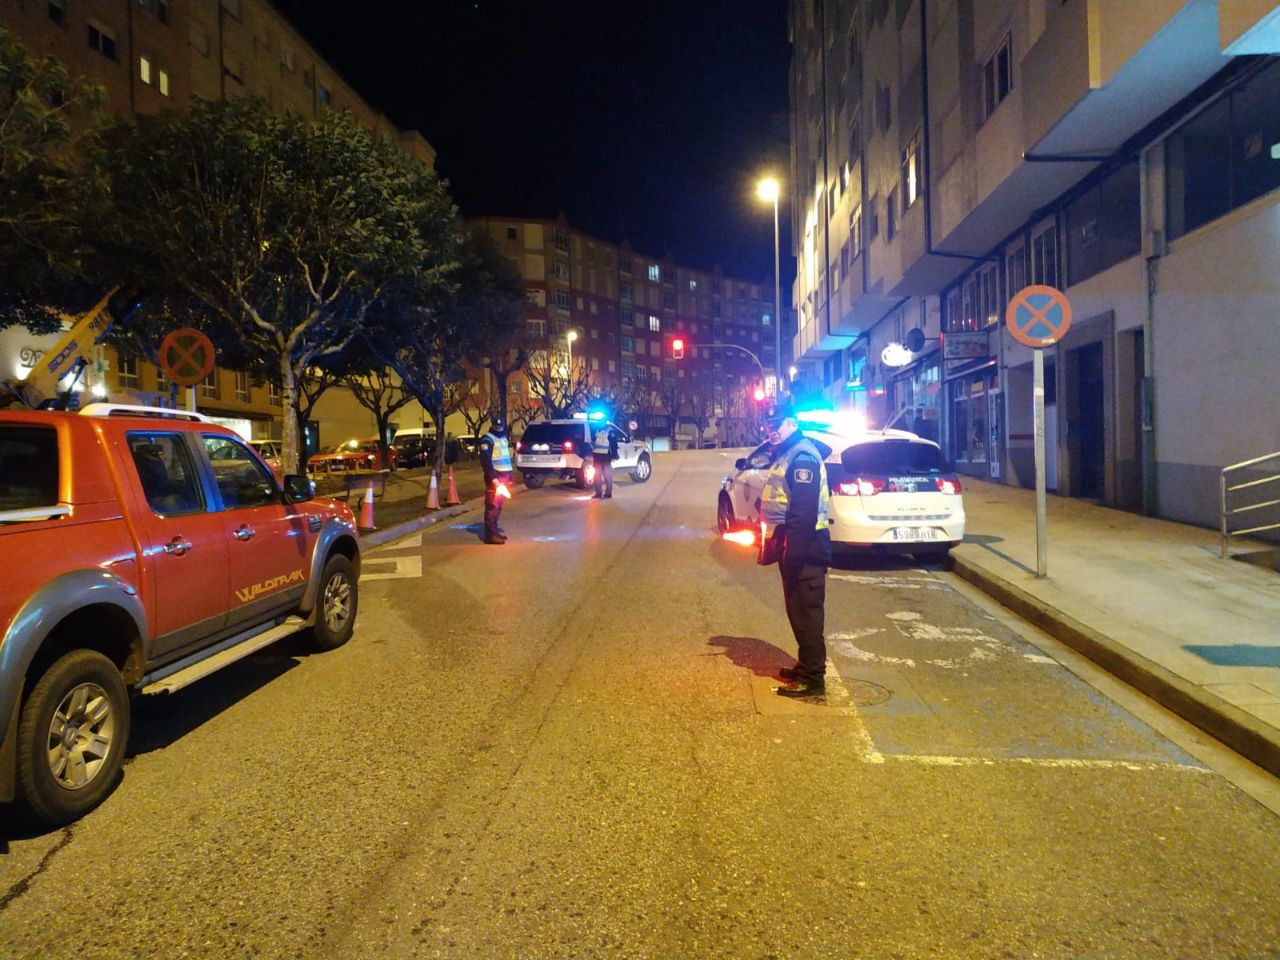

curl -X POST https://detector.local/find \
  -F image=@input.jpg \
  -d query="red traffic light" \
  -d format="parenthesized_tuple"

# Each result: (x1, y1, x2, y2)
(672, 337, 685, 360)
(753, 386, 766, 402)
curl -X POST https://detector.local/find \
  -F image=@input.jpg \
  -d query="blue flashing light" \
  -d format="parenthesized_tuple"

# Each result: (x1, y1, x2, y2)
(587, 407, 608, 421)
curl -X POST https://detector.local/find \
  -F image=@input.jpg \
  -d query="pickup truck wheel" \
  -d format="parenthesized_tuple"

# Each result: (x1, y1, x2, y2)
(630, 454, 652, 483)
(16, 649, 129, 827)
(306, 554, 358, 651)
(522, 472, 545, 489)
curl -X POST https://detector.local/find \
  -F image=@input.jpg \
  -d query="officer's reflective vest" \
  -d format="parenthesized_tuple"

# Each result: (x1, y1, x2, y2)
(486, 433, 512, 472)
(593, 428, 611, 456)
(760, 437, 829, 530)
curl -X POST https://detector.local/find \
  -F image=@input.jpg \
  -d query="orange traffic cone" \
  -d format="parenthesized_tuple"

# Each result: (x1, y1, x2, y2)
(427, 470, 440, 509)
(445, 466, 461, 505)
(358, 479, 376, 532)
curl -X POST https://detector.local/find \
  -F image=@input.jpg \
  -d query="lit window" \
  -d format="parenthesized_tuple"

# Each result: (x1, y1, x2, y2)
(158, 68, 169, 96)
(762, 313, 772, 327)
(902, 133, 920, 208)
(648, 264, 660, 282)
(235, 371, 251, 401)
(648, 315, 661, 332)
(139, 55, 152, 86)
(117, 354, 139, 389)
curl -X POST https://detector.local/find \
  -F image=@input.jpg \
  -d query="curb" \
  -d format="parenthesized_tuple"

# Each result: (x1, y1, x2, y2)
(359, 499, 481, 549)
(949, 554, 1280, 777)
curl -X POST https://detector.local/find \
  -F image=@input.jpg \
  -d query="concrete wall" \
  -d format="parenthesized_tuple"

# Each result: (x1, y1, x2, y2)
(1152, 193, 1280, 527)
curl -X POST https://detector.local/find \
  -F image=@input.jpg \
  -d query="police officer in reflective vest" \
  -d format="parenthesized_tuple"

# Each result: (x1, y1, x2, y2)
(479, 417, 513, 544)
(758, 401, 832, 698)
(590, 421, 618, 499)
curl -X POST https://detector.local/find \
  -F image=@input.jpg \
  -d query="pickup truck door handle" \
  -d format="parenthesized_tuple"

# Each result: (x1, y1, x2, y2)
(162, 537, 192, 557)
(232, 525, 255, 541)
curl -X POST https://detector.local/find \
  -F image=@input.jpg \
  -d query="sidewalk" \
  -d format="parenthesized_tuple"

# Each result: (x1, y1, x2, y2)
(950, 477, 1280, 777)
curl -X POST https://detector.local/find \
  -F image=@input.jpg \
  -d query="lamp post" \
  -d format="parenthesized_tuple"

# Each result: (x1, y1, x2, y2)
(757, 177, 782, 396)
(565, 329, 578, 381)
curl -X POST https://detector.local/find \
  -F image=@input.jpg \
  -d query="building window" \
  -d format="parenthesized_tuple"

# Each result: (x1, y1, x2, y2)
(868, 194, 880, 240)
(117, 354, 139, 389)
(689, 279, 697, 292)
(157, 0, 171, 25)
(279, 46, 295, 72)
(235, 371, 250, 402)
(48, 0, 68, 26)
(1066, 161, 1141, 285)
(553, 228, 569, 251)
(553, 289, 571, 310)
(139, 55, 152, 86)
(506, 226, 517, 240)
(648, 315, 661, 332)
(199, 370, 217, 400)
(88, 23, 118, 60)
(553, 259, 569, 281)
(268, 380, 281, 405)
(886, 187, 898, 240)
(1031, 221, 1058, 288)
(982, 33, 1013, 124)
(158, 67, 170, 96)
(1165, 59, 1280, 241)
(648, 264, 660, 282)
(621, 308, 634, 327)
(979, 263, 999, 327)
(224, 56, 244, 86)
(902, 133, 921, 208)
(876, 84, 892, 134)
(618, 253, 632, 273)
(621, 337, 634, 353)
(527, 318, 547, 338)
(620, 281, 632, 301)
(318, 82, 331, 106)
(1005, 242, 1026, 302)
(662, 291, 676, 309)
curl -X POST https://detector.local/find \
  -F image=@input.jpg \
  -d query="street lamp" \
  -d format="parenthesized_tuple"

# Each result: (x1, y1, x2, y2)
(757, 176, 783, 395)
(565, 329, 578, 380)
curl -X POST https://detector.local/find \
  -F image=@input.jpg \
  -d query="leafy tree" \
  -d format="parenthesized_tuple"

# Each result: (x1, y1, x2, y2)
(0, 24, 105, 334)
(89, 98, 457, 473)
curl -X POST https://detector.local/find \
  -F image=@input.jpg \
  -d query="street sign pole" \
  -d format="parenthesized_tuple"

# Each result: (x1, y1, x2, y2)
(1006, 284, 1073, 581)
(1033, 348, 1047, 578)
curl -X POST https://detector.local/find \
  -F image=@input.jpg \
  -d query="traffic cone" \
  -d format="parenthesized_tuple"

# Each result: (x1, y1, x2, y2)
(445, 466, 461, 505)
(427, 470, 440, 509)
(358, 479, 376, 532)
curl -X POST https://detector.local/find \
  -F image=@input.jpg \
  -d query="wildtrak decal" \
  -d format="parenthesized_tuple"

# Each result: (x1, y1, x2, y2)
(235, 569, 305, 603)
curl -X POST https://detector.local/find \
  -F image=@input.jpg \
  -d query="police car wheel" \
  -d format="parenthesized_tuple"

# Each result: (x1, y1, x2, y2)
(574, 466, 591, 489)
(716, 494, 735, 534)
(630, 454, 651, 483)
(522, 472, 545, 489)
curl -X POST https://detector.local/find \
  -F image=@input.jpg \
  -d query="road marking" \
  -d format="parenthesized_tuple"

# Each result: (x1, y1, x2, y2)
(886, 754, 1209, 772)
(829, 572, 945, 590)
(830, 616, 1009, 670)
(360, 555, 422, 581)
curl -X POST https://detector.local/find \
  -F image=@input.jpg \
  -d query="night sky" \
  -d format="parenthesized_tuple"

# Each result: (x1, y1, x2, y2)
(271, 0, 793, 285)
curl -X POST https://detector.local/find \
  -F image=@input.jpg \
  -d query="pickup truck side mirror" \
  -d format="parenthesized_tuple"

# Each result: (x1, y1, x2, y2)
(734, 457, 747, 471)
(283, 474, 314, 503)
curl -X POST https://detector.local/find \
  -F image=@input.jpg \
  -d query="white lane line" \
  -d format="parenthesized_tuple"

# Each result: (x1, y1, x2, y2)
(829, 572, 946, 590)
(821, 660, 885, 763)
(360, 555, 423, 581)
(885, 754, 1210, 772)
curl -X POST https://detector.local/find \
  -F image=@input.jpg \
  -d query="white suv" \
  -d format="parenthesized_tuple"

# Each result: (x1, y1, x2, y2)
(515, 416, 653, 489)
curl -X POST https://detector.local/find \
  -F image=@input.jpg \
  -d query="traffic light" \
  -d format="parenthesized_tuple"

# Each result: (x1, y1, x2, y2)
(753, 386, 766, 402)
(671, 337, 685, 360)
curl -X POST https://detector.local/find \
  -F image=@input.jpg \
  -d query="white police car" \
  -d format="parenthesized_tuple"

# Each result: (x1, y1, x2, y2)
(515, 413, 652, 489)
(717, 411, 964, 561)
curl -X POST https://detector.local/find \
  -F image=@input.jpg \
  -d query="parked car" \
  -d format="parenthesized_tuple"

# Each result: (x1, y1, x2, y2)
(249, 438, 283, 474)
(308, 438, 397, 473)
(717, 421, 965, 561)
(515, 415, 652, 489)
(392, 428, 436, 468)
(0, 402, 360, 826)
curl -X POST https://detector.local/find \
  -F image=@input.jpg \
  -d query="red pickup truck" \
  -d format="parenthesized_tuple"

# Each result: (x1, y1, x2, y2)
(0, 403, 362, 826)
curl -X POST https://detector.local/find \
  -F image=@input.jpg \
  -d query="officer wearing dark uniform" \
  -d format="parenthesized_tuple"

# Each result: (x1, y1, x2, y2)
(590, 421, 618, 499)
(479, 417, 513, 544)
(758, 401, 831, 698)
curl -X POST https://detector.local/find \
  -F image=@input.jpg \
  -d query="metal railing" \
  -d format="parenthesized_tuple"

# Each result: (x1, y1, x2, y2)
(1220, 451, 1280, 558)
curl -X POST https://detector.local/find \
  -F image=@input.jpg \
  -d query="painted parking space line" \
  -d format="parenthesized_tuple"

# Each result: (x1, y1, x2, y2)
(359, 555, 423, 581)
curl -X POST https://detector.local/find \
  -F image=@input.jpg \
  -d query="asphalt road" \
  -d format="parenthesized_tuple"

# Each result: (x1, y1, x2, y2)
(3, 450, 1279, 959)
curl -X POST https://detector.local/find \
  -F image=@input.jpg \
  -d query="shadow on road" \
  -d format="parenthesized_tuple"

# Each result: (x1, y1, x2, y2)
(708, 635, 793, 679)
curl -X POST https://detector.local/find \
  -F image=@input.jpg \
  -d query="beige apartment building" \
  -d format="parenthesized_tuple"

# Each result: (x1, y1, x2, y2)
(471, 216, 782, 445)
(1, 0, 434, 447)
(790, 0, 1280, 529)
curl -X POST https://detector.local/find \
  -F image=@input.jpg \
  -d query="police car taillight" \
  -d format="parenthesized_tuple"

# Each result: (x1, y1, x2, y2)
(837, 478, 884, 496)
(515, 440, 523, 451)
(563, 440, 574, 452)
(935, 478, 961, 495)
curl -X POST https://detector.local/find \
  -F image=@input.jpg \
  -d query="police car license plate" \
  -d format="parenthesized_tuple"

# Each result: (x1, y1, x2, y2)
(891, 527, 939, 541)
(523, 456, 558, 464)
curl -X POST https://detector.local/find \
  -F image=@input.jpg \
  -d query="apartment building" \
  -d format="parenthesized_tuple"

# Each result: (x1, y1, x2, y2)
(1, 0, 434, 444)
(471, 216, 781, 444)
(790, 0, 1280, 529)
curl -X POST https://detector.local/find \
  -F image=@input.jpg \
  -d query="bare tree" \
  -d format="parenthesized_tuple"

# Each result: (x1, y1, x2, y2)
(522, 348, 591, 419)
(343, 365, 415, 467)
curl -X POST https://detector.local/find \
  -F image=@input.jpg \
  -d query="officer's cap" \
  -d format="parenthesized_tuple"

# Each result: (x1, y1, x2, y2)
(763, 400, 798, 430)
